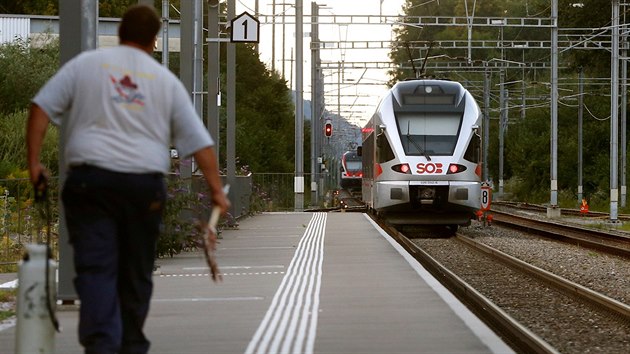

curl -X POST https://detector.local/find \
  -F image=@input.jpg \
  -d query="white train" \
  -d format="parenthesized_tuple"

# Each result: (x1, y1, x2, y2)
(340, 150, 362, 191)
(360, 79, 483, 229)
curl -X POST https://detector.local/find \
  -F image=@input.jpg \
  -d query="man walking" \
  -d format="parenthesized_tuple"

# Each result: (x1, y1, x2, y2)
(26, 5, 229, 354)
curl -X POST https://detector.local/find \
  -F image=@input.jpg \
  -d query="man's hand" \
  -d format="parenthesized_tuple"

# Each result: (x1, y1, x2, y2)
(211, 190, 231, 216)
(33, 170, 49, 203)
(193, 146, 232, 215)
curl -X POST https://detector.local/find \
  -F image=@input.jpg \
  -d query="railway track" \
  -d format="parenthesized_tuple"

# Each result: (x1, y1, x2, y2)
(375, 218, 557, 353)
(456, 234, 630, 323)
(374, 215, 630, 353)
(310, 189, 366, 212)
(493, 200, 630, 221)
(488, 209, 630, 258)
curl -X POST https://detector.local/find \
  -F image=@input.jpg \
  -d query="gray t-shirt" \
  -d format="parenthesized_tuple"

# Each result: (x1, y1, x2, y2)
(33, 45, 213, 174)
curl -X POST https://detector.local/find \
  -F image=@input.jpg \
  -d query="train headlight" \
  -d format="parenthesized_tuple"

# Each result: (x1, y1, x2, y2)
(391, 163, 412, 174)
(446, 164, 467, 174)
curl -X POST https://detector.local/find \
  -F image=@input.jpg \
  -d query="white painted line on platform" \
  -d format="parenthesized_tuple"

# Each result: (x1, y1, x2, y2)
(233, 234, 304, 238)
(183, 265, 285, 270)
(0, 279, 17, 289)
(219, 246, 295, 250)
(0, 317, 16, 332)
(152, 296, 264, 302)
(246, 212, 325, 354)
(159, 272, 285, 277)
(363, 214, 515, 354)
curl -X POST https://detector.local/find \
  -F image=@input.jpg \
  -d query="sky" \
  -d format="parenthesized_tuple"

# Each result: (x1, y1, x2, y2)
(236, 0, 407, 127)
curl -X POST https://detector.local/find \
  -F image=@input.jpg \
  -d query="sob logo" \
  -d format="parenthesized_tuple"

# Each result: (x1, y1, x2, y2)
(416, 162, 443, 174)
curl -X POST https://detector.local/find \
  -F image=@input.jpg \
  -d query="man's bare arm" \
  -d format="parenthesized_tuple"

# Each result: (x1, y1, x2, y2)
(26, 104, 50, 184)
(193, 147, 231, 214)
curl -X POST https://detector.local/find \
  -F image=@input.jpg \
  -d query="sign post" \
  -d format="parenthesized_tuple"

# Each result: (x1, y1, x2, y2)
(480, 182, 492, 226)
(480, 182, 492, 211)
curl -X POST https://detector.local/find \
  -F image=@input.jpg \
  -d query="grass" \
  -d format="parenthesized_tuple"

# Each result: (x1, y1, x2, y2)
(0, 308, 15, 322)
(0, 263, 18, 273)
(0, 288, 17, 321)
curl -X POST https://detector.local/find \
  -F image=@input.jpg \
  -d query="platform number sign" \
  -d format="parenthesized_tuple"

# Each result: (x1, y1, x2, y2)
(480, 182, 492, 211)
(230, 12, 260, 43)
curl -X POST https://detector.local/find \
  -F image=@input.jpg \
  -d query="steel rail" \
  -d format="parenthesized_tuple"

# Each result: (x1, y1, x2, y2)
(492, 200, 630, 220)
(456, 234, 630, 324)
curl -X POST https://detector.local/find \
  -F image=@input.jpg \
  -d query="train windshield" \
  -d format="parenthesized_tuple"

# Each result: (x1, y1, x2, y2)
(345, 160, 362, 172)
(396, 112, 461, 156)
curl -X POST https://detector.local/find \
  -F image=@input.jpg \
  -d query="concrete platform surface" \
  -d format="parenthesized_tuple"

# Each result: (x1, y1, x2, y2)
(0, 212, 513, 353)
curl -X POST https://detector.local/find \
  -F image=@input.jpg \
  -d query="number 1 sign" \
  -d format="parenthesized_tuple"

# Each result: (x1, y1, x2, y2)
(230, 12, 260, 43)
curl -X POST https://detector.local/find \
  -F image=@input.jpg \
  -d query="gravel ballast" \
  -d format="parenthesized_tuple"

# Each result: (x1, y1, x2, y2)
(410, 222, 630, 353)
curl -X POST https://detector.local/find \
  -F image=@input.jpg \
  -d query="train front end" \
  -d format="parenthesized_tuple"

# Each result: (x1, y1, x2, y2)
(340, 150, 363, 191)
(362, 79, 483, 226)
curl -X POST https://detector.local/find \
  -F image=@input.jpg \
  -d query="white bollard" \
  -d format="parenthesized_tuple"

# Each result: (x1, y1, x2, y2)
(15, 244, 57, 354)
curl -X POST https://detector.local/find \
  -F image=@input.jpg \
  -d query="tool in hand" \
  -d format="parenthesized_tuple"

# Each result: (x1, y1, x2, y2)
(202, 185, 229, 282)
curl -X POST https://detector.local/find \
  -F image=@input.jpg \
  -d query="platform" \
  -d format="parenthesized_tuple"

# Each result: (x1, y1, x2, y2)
(0, 212, 513, 353)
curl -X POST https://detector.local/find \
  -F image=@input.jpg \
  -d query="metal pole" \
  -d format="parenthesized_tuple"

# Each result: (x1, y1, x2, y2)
(180, 1, 193, 180)
(499, 70, 505, 196)
(57, 0, 98, 302)
(254, 0, 259, 53)
(294, 0, 304, 210)
(464, 0, 474, 64)
(611, 0, 620, 221)
(310, 1, 319, 206)
(318, 49, 325, 201)
(193, 0, 203, 120)
(578, 67, 584, 204)
(272, 0, 276, 73)
(621, 27, 628, 208)
(483, 67, 490, 182)
(207, 0, 220, 165)
(282, 3, 287, 80)
(521, 70, 526, 120)
(162, 0, 169, 68)
(338, 63, 341, 126)
(549, 0, 559, 213)
(227, 0, 237, 214)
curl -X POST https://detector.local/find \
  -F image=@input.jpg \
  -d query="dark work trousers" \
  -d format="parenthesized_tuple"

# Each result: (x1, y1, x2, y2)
(62, 165, 166, 354)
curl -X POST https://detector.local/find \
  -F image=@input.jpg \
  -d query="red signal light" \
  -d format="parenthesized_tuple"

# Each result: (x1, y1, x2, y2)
(324, 123, 333, 137)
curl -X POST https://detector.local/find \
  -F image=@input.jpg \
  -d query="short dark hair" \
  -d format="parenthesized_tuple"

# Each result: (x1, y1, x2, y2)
(118, 5, 161, 47)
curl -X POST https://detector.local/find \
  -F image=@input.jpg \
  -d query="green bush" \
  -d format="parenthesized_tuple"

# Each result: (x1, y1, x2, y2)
(0, 37, 59, 115)
(0, 36, 60, 179)
(157, 174, 211, 258)
(0, 110, 59, 179)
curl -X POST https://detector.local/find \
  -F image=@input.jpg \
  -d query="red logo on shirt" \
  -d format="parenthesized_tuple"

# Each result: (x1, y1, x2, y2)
(110, 75, 145, 106)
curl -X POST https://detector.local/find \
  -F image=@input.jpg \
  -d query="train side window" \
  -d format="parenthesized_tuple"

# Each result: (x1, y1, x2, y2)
(377, 131, 395, 163)
(464, 131, 481, 163)
(362, 133, 374, 179)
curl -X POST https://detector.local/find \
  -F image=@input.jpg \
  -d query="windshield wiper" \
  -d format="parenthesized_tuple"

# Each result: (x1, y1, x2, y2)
(406, 121, 431, 161)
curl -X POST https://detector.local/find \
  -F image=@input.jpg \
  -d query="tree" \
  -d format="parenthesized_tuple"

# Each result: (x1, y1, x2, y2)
(0, 0, 57, 15)
(388, 0, 619, 206)
(225, 43, 296, 173)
